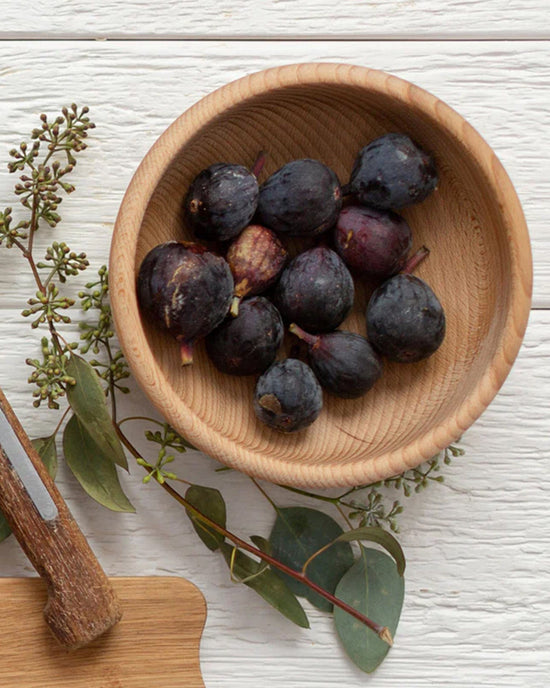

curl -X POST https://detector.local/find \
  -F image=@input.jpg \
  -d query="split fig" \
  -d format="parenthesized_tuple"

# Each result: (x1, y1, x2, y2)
(137, 241, 233, 365)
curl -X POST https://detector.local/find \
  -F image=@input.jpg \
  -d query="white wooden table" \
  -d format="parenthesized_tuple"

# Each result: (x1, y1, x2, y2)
(1, 3, 549, 686)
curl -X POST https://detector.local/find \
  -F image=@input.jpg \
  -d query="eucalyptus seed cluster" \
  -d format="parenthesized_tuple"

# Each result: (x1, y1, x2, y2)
(37, 241, 89, 283)
(78, 266, 130, 394)
(340, 443, 463, 532)
(0, 105, 97, 407)
(26, 337, 77, 409)
(22, 284, 75, 328)
(137, 423, 195, 484)
(0, 207, 29, 247)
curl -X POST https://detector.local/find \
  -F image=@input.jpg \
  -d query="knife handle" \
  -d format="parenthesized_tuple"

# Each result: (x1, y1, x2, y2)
(0, 389, 122, 649)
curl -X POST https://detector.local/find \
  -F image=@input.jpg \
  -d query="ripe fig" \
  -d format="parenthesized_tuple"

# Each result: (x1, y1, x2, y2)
(257, 159, 342, 236)
(289, 324, 382, 399)
(334, 205, 412, 278)
(205, 297, 284, 376)
(184, 163, 259, 242)
(253, 359, 322, 433)
(366, 274, 445, 362)
(137, 241, 233, 365)
(273, 246, 354, 333)
(226, 224, 287, 316)
(349, 133, 438, 210)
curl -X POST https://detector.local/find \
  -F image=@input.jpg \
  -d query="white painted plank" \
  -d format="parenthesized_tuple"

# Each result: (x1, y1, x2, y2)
(0, 39, 548, 687)
(0, 0, 547, 39)
(0, 41, 548, 305)
(0, 309, 548, 688)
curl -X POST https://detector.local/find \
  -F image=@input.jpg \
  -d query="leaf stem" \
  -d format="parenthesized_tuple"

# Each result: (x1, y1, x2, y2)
(115, 427, 391, 645)
(250, 477, 279, 511)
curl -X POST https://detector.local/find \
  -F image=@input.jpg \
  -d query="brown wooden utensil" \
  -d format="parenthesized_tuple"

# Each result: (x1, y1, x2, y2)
(0, 387, 206, 686)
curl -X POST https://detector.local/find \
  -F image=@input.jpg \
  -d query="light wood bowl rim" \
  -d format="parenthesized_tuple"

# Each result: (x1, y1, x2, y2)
(110, 62, 533, 488)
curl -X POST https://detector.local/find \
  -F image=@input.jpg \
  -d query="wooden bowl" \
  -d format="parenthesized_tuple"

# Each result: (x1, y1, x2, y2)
(110, 63, 532, 488)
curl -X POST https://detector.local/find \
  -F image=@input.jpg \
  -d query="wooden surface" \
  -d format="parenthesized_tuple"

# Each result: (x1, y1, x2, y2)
(0, 4, 549, 687)
(110, 62, 531, 488)
(0, 387, 122, 649)
(0, 577, 206, 687)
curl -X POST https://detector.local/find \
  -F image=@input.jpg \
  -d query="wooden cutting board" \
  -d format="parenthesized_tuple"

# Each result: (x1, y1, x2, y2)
(0, 576, 206, 687)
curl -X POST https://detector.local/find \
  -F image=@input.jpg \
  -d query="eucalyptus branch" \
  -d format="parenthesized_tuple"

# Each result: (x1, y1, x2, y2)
(117, 423, 392, 645)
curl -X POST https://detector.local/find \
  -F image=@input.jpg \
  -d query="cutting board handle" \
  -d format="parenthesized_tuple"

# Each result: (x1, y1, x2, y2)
(0, 389, 122, 650)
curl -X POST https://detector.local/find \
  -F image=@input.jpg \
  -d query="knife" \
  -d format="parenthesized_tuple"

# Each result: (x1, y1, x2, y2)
(0, 387, 122, 649)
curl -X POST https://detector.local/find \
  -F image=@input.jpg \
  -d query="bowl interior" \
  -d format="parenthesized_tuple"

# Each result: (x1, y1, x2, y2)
(131, 81, 514, 485)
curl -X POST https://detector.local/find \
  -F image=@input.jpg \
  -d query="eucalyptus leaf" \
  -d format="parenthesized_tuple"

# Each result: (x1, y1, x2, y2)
(63, 413, 135, 513)
(65, 354, 128, 470)
(0, 512, 11, 543)
(220, 542, 309, 629)
(334, 547, 404, 673)
(185, 484, 226, 551)
(269, 506, 354, 611)
(250, 535, 272, 554)
(31, 434, 58, 480)
(334, 526, 406, 576)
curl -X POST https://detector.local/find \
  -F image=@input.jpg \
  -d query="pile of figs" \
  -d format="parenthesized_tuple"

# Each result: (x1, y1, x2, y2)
(137, 133, 445, 433)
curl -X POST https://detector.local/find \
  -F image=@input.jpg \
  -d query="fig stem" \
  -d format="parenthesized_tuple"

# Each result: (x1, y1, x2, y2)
(230, 295, 241, 318)
(288, 323, 319, 349)
(251, 150, 267, 179)
(179, 340, 194, 366)
(402, 245, 430, 275)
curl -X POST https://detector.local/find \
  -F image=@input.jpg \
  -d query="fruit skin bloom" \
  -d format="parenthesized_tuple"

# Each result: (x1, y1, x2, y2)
(205, 296, 284, 376)
(366, 274, 446, 363)
(257, 158, 342, 236)
(289, 325, 383, 399)
(274, 247, 354, 334)
(349, 133, 438, 210)
(136, 241, 233, 365)
(184, 163, 259, 242)
(254, 359, 323, 433)
(334, 205, 412, 279)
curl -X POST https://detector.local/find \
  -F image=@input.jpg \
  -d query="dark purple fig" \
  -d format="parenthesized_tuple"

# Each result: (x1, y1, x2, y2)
(137, 241, 233, 365)
(366, 274, 445, 362)
(205, 297, 284, 376)
(226, 224, 287, 316)
(273, 246, 354, 333)
(253, 359, 322, 433)
(334, 205, 412, 278)
(184, 163, 259, 241)
(349, 133, 438, 210)
(289, 324, 382, 399)
(257, 159, 342, 236)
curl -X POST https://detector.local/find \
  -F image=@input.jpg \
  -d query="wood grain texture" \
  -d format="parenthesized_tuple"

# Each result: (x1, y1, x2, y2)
(0, 41, 547, 304)
(0, 387, 122, 649)
(0, 30, 548, 688)
(0, 0, 547, 38)
(110, 61, 531, 488)
(0, 577, 206, 687)
(1, 313, 549, 688)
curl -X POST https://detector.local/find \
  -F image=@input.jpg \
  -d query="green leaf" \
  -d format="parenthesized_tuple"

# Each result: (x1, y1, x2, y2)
(65, 354, 128, 470)
(269, 506, 354, 611)
(31, 435, 58, 480)
(250, 535, 272, 554)
(220, 542, 309, 629)
(185, 484, 226, 551)
(334, 547, 404, 673)
(63, 413, 135, 513)
(0, 511, 11, 543)
(334, 526, 406, 576)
